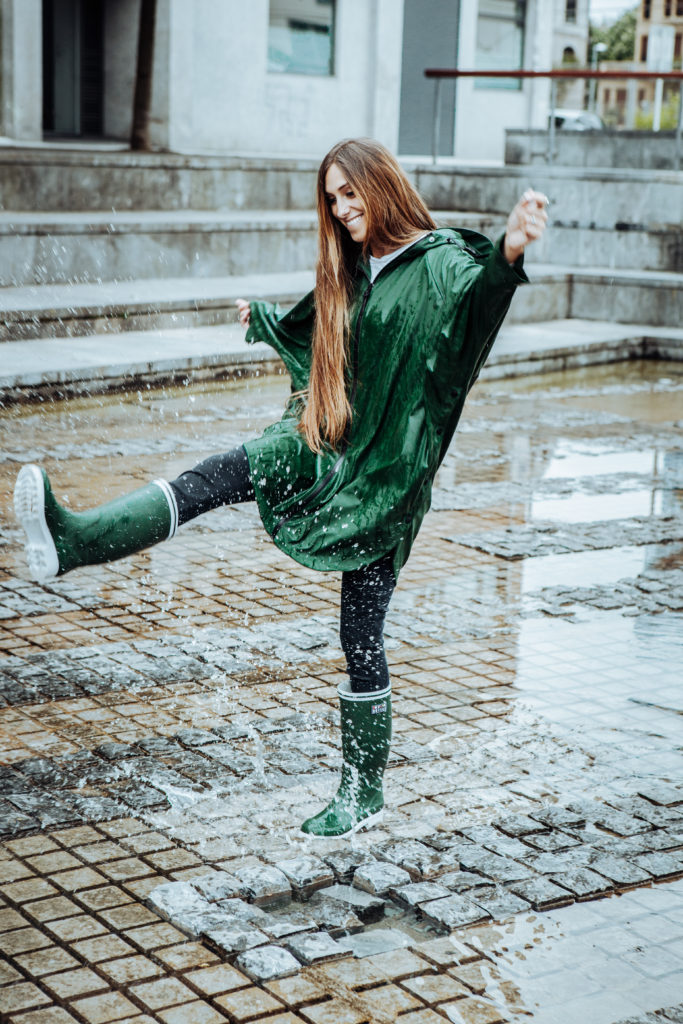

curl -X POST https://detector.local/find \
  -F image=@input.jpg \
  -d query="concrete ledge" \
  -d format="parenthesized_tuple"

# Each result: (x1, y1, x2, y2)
(1, 319, 680, 407)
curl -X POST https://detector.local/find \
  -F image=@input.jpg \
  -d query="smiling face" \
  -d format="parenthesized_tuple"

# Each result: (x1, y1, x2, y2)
(324, 162, 367, 245)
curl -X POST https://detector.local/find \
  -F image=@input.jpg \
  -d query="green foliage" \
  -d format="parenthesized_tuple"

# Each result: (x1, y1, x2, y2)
(634, 91, 681, 130)
(589, 7, 637, 61)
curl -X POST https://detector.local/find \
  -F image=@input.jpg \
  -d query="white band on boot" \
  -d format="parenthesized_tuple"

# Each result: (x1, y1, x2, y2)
(337, 679, 391, 702)
(152, 479, 178, 539)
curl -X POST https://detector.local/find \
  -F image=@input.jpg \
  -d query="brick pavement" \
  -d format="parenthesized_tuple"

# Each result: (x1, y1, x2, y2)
(0, 361, 682, 1022)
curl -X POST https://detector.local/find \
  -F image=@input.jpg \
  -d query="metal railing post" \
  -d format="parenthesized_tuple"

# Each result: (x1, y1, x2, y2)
(432, 77, 443, 165)
(676, 80, 683, 171)
(547, 78, 557, 165)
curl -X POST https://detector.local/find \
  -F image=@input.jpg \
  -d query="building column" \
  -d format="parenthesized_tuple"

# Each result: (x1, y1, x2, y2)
(0, 0, 43, 140)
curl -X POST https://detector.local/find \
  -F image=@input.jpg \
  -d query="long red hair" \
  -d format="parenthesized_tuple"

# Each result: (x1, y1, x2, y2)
(299, 138, 437, 453)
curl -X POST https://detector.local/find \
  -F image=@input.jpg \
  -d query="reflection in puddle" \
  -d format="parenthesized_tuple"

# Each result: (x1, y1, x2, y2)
(521, 546, 647, 593)
(531, 489, 663, 523)
(543, 444, 657, 480)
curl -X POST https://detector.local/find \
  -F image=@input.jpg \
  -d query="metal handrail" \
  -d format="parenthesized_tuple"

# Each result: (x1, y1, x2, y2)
(424, 67, 683, 167)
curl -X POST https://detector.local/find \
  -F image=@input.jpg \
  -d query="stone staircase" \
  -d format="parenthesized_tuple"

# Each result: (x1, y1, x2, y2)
(0, 147, 680, 398)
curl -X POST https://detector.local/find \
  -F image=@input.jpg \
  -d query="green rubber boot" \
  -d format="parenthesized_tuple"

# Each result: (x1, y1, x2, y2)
(14, 464, 176, 581)
(301, 679, 391, 838)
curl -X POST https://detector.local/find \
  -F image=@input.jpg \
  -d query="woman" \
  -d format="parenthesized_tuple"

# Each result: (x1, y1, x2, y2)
(14, 138, 547, 838)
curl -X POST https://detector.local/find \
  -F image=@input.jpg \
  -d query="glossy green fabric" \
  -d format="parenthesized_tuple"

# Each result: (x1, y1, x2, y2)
(244, 228, 527, 576)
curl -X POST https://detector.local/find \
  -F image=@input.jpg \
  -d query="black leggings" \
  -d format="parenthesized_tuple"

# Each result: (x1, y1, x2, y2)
(170, 446, 395, 693)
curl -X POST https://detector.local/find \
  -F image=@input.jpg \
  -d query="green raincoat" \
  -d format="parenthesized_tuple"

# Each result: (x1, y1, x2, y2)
(244, 227, 528, 579)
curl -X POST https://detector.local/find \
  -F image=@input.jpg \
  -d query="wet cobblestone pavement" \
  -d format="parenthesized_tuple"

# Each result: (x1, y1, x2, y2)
(0, 360, 682, 1023)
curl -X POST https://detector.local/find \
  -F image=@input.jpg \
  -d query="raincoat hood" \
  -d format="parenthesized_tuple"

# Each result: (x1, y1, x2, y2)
(244, 227, 527, 578)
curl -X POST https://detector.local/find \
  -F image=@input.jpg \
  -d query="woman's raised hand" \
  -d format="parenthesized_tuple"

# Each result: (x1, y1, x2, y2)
(235, 298, 251, 328)
(503, 190, 548, 265)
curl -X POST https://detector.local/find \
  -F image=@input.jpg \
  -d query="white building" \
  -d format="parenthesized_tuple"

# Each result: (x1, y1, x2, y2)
(0, 0, 588, 161)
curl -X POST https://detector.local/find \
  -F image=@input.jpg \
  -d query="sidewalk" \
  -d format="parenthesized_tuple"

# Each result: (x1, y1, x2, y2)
(0, 354, 682, 1023)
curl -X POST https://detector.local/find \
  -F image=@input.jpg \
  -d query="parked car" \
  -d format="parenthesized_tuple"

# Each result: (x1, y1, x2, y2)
(551, 109, 606, 130)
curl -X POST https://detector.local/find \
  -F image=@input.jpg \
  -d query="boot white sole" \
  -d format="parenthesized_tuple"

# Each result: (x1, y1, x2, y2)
(302, 808, 384, 840)
(13, 465, 59, 581)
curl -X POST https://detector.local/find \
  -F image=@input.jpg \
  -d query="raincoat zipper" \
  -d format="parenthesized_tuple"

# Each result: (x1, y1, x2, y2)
(272, 280, 374, 538)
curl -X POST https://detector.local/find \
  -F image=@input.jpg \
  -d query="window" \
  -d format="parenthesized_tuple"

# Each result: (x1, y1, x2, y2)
(642, 0, 650, 17)
(268, 0, 335, 76)
(640, 34, 648, 62)
(675, 32, 682, 60)
(677, 0, 683, 15)
(565, 0, 576, 23)
(475, 0, 527, 90)
(665, 0, 672, 15)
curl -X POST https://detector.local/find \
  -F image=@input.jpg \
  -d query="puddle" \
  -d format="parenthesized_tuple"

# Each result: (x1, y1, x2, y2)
(543, 444, 657, 480)
(531, 489, 664, 523)
(521, 546, 647, 593)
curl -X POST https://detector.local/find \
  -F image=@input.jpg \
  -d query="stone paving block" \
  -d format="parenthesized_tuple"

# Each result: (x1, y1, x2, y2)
(235, 944, 301, 981)
(44, 966, 108, 999)
(375, 839, 438, 880)
(458, 847, 532, 884)
(438, 869, 489, 893)
(367, 947, 431, 980)
(353, 861, 412, 895)
(0, 959, 22, 983)
(493, 813, 548, 837)
(0, 925, 53, 955)
(14, 946, 79, 976)
(336, 927, 410, 958)
(158, 1003, 228, 1024)
(285, 930, 346, 965)
(398, 1011, 448, 1024)
(265, 973, 328, 1007)
(46, 914, 108, 942)
(154, 941, 218, 970)
(632, 852, 683, 880)
(71, 991, 141, 1024)
(410, 934, 482, 967)
(146, 880, 211, 922)
(322, 848, 375, 883)
(216, 984, 285, 1019)
(1, 981, 52, 1013)
(184, 962, 252, 996)
(305, 893, 362, 937)
(98, 955, 164, 984)
(421, 894, 491, 930)
(356, 982, 422, 1018)
(276, 855, 334, 897)
(234, 863, 292, 905)
(391, 881, 451, 909)
(529, 806, 587, 830)
(70, 934, 136, 961)
(192, 870, 242, 903)
(469, 885, 531, 920)
(551, 867, 615, 899)
(297, 999, 368, 1024)
(130, 975, 197, 1010)
(313, 884, 385, 924)
(402, 969, 470, 1004)
(508, 876, 575, 910)
(7, 1008, 80, 1024)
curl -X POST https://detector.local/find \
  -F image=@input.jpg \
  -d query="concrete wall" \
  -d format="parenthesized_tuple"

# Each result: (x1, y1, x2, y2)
(454, 0, 552, 162)
(0, 0, 42, 141)
(505, 128, 683, 170)
(132, 0, 403, 156)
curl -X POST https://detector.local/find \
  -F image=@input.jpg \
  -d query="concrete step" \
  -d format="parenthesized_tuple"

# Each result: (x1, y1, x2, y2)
(0, 148, 318, 212)
(1, 318, 680, 405)
(510, 265, 683, 329)
(0, 209, 503, 288)
(2, 263, 682, 342)
(0, 270, 315, 341)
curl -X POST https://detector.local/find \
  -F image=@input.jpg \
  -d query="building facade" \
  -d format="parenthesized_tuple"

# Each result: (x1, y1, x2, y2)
(1, 0, 586, 160)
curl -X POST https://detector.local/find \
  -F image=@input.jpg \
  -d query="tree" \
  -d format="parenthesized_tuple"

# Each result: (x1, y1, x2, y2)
(131, 0, 158, 151)
(589, 7, 637, 62)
